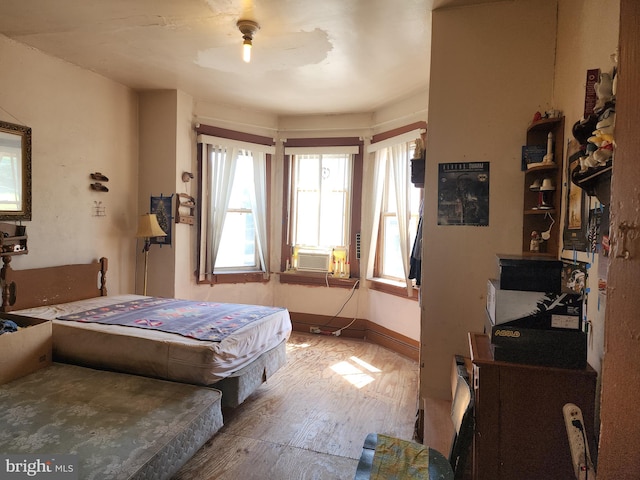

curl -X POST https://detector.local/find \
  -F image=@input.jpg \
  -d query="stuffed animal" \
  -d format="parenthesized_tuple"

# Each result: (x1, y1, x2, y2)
(594, 72, 614, 113)
(579, 105, 615, 173)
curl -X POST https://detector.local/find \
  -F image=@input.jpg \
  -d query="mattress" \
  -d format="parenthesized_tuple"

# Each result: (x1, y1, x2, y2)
(13, 294, 292, 386)
(0, 363, 223, 480)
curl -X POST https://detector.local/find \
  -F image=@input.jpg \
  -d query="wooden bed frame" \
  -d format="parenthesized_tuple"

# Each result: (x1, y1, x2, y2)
(1, 257, 108, 312)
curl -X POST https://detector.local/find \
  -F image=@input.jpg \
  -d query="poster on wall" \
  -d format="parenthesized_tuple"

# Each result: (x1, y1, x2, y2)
(437, 162, 489, 226)
(150, 194, 173, 246)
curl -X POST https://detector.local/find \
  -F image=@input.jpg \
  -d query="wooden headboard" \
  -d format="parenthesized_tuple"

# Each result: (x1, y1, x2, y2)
(1, 257, 108, 312)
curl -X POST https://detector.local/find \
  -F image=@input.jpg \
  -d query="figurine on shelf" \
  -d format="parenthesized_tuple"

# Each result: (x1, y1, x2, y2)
(542, 132, 554, 164)
(530, 231, 541, 252)
(594, 72, 614, 113)
(570, 64, 617, 205)
(579, 106, 615, 173)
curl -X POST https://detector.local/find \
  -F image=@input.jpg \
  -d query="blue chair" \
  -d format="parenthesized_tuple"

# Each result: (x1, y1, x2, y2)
(355, 366, 474, 480)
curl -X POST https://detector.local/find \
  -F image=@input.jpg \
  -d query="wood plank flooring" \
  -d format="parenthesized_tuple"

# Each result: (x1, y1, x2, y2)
(173, 331, 419, 480)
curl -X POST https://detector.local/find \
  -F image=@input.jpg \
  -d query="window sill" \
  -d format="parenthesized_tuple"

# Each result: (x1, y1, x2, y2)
(278, 271, 359, 289)
(369, 278, 419, 300)
(197, 272, 268, 285)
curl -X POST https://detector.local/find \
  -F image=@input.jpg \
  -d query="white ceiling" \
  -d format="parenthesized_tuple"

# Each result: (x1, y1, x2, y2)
(0, 0, 497, 116)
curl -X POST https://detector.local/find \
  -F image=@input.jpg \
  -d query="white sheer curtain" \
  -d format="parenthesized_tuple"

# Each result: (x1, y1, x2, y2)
(366, 142, 414, 296)
(366, 148, 387, 280)
(205, 143, 238, 275)
(250, 151, 269, 275)
(390, 142, 413, 296)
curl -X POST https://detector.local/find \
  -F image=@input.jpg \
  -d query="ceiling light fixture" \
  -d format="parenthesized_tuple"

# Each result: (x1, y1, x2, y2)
(237, 19, 260, 63)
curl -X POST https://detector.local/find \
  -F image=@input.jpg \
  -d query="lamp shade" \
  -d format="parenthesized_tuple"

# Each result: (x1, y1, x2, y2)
(135, 213, 167, 238)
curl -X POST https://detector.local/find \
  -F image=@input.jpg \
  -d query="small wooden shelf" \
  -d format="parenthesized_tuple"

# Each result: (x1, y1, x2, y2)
(524, 208, 557, 215)
(0, 223, 28, 257)
(522, 117, 564, 256)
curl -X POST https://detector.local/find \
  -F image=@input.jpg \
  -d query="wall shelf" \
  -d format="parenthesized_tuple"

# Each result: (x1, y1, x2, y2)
(521, 117, 564, 256)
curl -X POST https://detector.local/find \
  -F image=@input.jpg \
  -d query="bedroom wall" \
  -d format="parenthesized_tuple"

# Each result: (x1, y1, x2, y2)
(421, 0, 559, 399)
(0, 35, 139, 295)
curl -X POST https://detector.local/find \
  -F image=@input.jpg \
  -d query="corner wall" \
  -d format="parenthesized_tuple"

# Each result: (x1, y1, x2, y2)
(421, 0, 559, 398)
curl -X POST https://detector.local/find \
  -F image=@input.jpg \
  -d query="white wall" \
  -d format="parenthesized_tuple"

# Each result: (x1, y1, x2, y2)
(422, 0, 559, 398)
(0, 35, 138, 295)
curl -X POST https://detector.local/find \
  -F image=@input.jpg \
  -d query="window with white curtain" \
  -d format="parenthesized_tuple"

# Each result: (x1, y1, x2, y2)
(197, 133, 274, 282)
(367, 130, 423, 294)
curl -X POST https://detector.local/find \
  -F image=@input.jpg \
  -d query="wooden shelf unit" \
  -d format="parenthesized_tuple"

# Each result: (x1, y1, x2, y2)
(522, 117, 564, 257)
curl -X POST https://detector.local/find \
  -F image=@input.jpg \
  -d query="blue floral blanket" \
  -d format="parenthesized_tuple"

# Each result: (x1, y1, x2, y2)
(57, 297, 285, 342)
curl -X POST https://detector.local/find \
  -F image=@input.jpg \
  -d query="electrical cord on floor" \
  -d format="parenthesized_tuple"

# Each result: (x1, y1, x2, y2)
(316, 279, 360, 335)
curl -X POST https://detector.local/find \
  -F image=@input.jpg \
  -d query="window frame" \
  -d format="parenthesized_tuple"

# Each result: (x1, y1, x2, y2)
(280, 137, 363, 286)
(195, 124, 275, 285)
(368, 122, 426, 299)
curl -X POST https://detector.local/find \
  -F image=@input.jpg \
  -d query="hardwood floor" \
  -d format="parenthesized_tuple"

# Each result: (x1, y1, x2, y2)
(173, 331, 420, 480)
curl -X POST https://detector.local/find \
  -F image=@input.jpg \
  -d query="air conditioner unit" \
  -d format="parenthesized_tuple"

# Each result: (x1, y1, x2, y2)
(297, 250, 332, 272)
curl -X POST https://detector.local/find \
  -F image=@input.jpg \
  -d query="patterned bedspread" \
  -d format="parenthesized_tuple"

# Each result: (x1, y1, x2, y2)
(57, 297, 285, 342)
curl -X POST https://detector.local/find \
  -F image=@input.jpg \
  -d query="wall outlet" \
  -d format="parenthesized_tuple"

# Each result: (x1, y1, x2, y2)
(310, 326, 321, 334)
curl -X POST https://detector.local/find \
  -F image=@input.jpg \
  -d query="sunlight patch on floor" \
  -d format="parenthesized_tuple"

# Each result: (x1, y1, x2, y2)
(330, 356, 381, 388)
(350, 356, 381, 373)
(287, 342, 311, 352)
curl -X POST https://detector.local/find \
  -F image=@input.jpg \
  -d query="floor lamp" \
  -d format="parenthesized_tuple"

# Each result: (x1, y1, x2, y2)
(135, 213, 167, 296)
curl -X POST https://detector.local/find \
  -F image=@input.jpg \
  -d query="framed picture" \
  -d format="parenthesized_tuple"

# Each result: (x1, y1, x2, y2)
(563, 140, 589, 251)
(150, 194, 173, 246)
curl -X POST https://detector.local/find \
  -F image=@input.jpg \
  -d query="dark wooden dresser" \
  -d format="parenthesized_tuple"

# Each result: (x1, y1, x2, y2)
(468, 332, 597, 480)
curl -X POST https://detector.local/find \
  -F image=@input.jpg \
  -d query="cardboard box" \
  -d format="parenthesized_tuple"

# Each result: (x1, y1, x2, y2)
(491, 324, 587, 369)
(486, 279, 583, 328)
(497, 255, 563, 293)
(0, 314, 52, 385)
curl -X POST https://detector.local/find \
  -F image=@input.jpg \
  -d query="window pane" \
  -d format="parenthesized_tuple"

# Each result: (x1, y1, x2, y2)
(291, 153, 351, 249)
(228, 153, 253, 209)
(295, 191, 320, 246)
(319, 190, 346, 247)
(215, 151, 257, 270)
(382, 216, 404, 279)
(216, 212, 256, 268)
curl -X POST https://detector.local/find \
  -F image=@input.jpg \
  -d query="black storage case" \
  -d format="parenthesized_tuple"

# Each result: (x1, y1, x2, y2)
(490, 324, 587, 369)
(497, 254, 563, 293)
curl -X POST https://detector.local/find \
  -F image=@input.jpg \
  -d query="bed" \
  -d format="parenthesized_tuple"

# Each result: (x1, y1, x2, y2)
(0, 362, 223, 480)
(0, 257, 292, 407)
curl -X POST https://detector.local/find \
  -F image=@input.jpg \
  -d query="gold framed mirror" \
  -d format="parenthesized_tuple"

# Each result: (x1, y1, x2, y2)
(0, 121, 31, 221)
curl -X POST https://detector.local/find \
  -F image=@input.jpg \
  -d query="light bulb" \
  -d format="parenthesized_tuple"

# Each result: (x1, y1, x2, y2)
(243, 40, 252, 63)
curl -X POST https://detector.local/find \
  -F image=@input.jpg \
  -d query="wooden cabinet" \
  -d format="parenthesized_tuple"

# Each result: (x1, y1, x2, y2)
(522, 117, 564, 256)
(469, 333, 596, 480)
